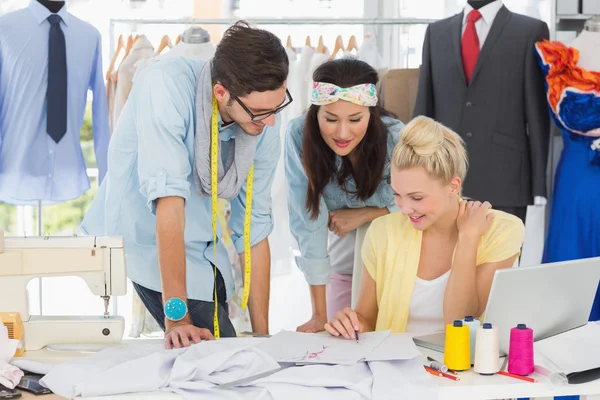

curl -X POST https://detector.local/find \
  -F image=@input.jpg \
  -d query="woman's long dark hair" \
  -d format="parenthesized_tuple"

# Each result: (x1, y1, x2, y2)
(303, 58, 390, 220)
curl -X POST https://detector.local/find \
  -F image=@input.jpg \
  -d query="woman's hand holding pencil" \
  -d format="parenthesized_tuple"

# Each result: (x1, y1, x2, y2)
(325, 307, 364, 340)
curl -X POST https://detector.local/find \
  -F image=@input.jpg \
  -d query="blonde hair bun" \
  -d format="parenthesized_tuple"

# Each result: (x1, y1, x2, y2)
(401, 116, 445, 157)
(393, 116, 468, 183)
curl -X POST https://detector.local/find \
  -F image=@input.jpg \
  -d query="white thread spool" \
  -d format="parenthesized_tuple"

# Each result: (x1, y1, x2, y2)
(474, 322, 500, 375)
(0, 227, 4, 253)
(463, 316, 480, 365)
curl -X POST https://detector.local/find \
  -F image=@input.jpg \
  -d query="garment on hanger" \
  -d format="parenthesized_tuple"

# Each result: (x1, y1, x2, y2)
(134, 41, 216, 78)
(0, 1, 109, 205)
(356, 35, 388, 100)
(535, 39, 600, 321)
(269, 46, 300, 277)
(112, 35, 154, 124)
(106, 69, 118, 135)
(357, 35, 385, 71)
(342, 49, 356, 59)
(297, 45, 315, 111)
(306, 49, 330, 110)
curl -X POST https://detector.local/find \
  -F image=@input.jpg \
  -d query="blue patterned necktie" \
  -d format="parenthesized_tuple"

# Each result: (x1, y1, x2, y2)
(46, 14, 67, 143)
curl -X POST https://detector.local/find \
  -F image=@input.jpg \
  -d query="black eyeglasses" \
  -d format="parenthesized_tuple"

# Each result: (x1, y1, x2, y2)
(232, 89, 293, 121)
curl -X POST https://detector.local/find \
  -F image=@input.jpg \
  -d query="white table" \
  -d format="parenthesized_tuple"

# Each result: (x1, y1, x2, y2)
(15, 339, 600, 400)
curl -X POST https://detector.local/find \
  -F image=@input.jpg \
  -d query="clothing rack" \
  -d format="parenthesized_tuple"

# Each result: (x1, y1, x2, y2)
(108, 17, 437, 59)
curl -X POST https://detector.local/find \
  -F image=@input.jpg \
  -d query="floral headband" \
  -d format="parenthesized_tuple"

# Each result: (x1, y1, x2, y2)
(310, 82, 378, 107)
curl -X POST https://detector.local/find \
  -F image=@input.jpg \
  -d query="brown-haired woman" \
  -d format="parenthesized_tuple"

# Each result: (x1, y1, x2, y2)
(284, 58, 404, 333)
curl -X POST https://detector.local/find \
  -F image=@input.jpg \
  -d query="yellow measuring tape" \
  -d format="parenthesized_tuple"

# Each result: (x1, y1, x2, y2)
(211, 93, 254, 338)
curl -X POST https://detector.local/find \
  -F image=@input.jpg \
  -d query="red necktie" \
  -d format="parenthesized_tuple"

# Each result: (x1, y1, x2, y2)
(462, 9, 482, 85)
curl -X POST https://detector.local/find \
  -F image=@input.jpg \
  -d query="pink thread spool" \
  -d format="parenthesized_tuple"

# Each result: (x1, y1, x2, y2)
(508, 323, 534, 375)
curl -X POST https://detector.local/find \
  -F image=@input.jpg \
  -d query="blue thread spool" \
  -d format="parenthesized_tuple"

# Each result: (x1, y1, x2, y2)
(463, 316, 480, 365)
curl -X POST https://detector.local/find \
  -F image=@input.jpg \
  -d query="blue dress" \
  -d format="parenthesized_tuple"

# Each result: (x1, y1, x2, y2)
(535, 40, 600, 322)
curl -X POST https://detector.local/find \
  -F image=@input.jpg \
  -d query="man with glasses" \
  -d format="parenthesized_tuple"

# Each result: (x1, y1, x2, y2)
(81, 21, 291, 349)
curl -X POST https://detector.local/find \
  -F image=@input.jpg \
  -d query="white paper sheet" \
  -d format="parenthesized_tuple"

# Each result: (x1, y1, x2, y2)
(534, 322, 600, 374)
(256, 330, 390, 365)
(365, 333, 421, 361)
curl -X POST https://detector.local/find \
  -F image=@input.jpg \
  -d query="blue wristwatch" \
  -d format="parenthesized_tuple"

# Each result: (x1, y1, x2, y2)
(164, 297, 188, 321)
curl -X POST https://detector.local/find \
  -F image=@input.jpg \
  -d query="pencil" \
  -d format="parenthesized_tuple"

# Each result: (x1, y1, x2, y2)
(439, 370, 460, 381)
(497, 370, 537, 383)
(424, 366, 442, 377)
(355, 329, 359, 343)
(424, 366, 461, 381)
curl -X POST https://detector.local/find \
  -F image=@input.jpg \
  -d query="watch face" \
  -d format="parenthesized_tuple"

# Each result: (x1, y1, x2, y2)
(164, 297, 188, 321)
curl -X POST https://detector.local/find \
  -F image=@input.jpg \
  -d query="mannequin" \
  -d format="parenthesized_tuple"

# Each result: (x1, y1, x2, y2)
(413, 2, 550, 222)
(570, 17, 600, 71)
(534, 16, 600, 326)
(466, 0, 545, 210)
(36, 0, 65, 13)
(159, 26, 215, 60)
(0, 0, 109, 206)
(181, 26, 210, 43)
(467, 0, 498, 9)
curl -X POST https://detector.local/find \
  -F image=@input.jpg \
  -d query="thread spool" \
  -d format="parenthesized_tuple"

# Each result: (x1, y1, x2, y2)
(428, 360, 449, 373)
(508, 323, 534, 375)
(444, 320, 471, 371)
(474, 322, 500, 375)
(463, 315, 480, 365)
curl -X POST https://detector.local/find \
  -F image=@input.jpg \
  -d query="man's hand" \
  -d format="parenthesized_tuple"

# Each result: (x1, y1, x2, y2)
(296, 314, 327, 333)
(164, 319, 214, 349)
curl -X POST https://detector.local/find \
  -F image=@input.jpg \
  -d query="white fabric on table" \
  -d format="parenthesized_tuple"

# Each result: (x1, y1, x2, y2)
(30, 338, 437, 400)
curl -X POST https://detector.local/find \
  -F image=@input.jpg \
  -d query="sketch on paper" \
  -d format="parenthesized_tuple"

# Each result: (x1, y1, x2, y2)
(293, 345, 329, 362)
(256, 330, 392, 365)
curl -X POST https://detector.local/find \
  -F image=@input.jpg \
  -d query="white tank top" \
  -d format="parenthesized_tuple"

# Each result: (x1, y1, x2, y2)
(404, 270, 450, 334)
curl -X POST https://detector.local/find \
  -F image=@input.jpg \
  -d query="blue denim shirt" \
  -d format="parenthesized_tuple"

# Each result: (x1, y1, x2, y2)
(284, 114, 404, 285)
(81, 57, 280, 301)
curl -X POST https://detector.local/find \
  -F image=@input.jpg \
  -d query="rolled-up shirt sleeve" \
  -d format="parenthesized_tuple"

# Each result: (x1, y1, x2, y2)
(229, 117, 281, 254)
(284, 118, 331, 285)
(133, 68, 192, 214)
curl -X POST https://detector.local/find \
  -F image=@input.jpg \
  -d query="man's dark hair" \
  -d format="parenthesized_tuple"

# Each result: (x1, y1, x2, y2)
(211, 21, 288, 98)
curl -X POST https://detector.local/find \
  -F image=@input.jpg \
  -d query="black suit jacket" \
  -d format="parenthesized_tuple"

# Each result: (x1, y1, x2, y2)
(413, 5, 550, 207)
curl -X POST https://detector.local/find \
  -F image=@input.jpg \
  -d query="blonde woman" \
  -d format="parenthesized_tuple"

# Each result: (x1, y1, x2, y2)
(325, 116, 525, 337)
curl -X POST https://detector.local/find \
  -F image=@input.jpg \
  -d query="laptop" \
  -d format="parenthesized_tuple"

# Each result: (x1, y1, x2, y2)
(413, 257, 600, 356)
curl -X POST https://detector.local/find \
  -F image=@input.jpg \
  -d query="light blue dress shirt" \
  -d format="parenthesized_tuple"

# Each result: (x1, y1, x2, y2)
(81, 57, 280, 302)
(285, 115, 404, 285)
(0, 1, 109, 205)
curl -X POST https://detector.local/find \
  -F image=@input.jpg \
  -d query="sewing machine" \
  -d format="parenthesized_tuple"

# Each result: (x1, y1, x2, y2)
(0, 235, 127, 351)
